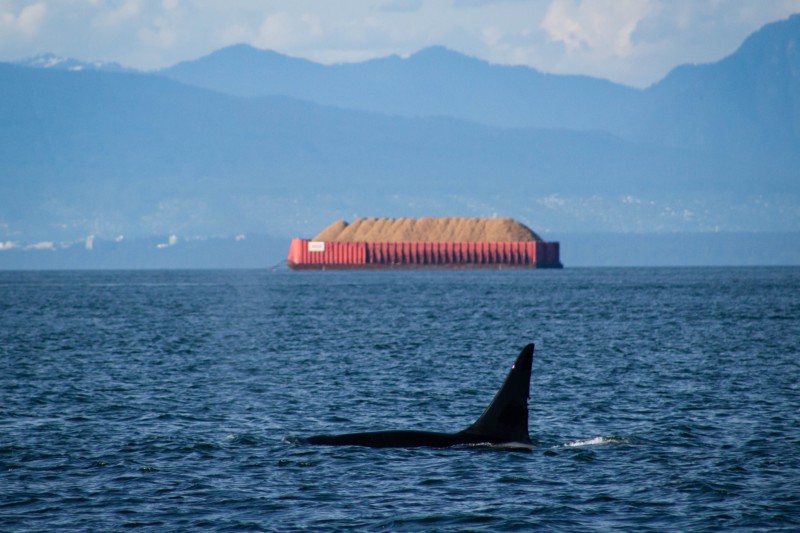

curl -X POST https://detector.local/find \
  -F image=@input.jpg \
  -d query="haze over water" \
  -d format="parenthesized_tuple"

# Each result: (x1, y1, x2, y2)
(2, 267, 798, 530)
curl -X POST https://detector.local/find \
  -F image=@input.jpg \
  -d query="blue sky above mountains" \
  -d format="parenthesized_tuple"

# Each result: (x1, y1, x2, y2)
(1, 0, 798, 87)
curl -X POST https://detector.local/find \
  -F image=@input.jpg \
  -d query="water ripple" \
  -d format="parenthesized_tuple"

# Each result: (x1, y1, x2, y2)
(1, 268, 798, 530)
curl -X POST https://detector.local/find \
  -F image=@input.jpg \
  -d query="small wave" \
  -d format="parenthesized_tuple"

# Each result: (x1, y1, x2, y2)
(455, 441, 533, 451)
(488, 441, 535, 451)
(226, 433, 260, 446)
(556, 436, 633, 448)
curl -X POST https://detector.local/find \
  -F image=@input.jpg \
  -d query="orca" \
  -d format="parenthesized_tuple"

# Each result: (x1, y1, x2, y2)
(306, 343, 534, 448)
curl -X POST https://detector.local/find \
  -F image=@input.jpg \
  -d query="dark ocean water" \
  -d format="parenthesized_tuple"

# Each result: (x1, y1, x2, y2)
(2, 267, 799, 531)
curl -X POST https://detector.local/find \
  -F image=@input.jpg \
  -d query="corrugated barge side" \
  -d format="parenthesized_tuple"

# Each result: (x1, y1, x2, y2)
(287, 239, 562, 269)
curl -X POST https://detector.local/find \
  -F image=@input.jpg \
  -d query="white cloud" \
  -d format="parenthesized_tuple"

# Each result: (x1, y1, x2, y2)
(85, 234, 95, 250)
(217, 22, 254, 46)
(93, 0, 141, 29)
(381, 0, 424, 13)
(0, 2, 47, 40)
(481, 25, 504, 46)
(17, 2, 46, 35)
(138, 16, 178, 49)
(541, 0, 656, 57)
(254, 11, 323, 50)
(235, 234, 246, 241)
(0, 240, 19, 251)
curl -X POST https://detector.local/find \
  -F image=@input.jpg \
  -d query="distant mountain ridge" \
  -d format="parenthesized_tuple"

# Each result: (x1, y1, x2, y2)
(162, 44, 635, 133)
(161, 14, 800, 155)
(635, 14, 800, 153)
(1, 14, 799, 264)
(4, 61, 746, 238)
(13, 14, 799, 153)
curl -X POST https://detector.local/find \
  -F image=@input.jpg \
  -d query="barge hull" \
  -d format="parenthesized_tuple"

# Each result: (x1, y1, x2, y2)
(287, 239, 562, 270)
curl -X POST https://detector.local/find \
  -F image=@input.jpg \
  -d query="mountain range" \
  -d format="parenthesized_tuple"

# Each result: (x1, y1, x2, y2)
(161, 15, 800, 155)
(1, 14, 799, 267)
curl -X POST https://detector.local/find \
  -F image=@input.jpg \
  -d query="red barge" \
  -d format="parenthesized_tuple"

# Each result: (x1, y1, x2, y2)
(287, 217, 562, 270)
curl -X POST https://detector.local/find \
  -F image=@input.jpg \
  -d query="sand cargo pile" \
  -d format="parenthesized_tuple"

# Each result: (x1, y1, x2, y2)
(287, 217, 562, 269)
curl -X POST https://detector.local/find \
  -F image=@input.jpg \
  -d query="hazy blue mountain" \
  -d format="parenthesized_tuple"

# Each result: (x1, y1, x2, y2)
(162, 44, 636, 132)
(1, 64, 725, 202)
(161, 15, 800, 158)
(3, 60, 787, 248)
(633, 14, 800, 154)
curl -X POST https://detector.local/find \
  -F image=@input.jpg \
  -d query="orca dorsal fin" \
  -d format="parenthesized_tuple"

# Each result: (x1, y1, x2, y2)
(460, 344, 534, 445)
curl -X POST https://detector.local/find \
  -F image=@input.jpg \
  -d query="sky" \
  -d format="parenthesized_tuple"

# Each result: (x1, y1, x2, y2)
(1, 0, 799, 87)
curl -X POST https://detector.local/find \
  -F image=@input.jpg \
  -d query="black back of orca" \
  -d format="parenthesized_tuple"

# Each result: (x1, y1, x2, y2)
(306, 344, 534, 448)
